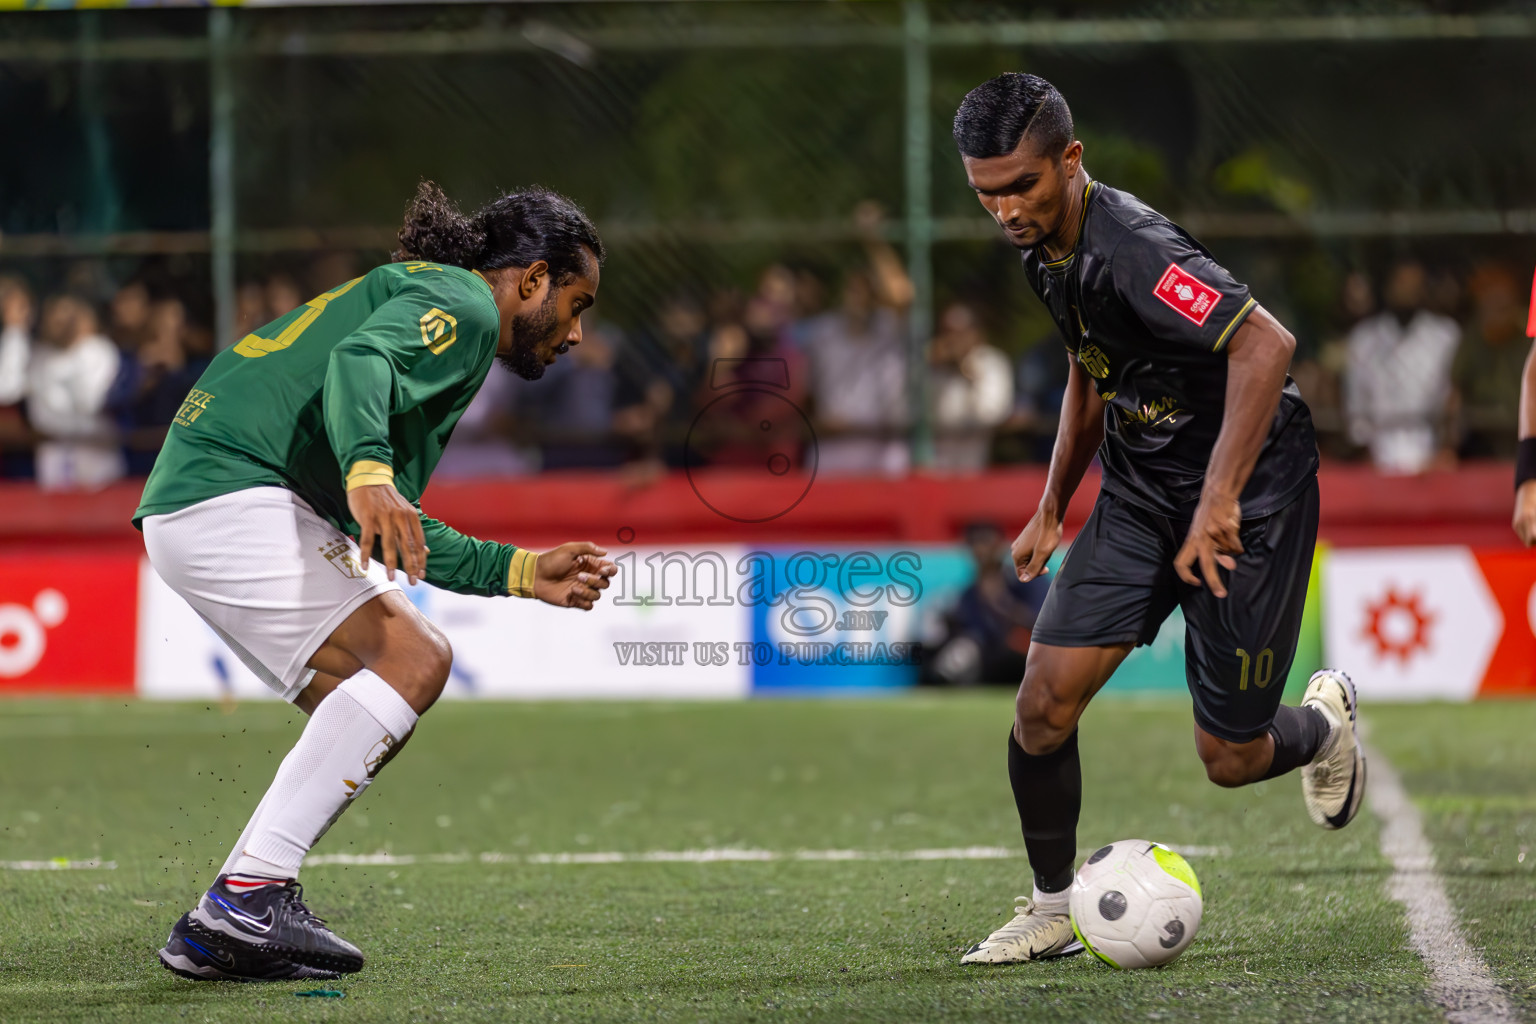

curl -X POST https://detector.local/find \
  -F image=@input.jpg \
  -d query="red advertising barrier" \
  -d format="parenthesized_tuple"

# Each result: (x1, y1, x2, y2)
(1471, 551, 1536, 696)
(0, 461, 1522, 551)
(0, 555, 138, 694)
(0, 540, 1529, 699)
(0, 462, 1525, 698)
(1323, 545, 1536, 701)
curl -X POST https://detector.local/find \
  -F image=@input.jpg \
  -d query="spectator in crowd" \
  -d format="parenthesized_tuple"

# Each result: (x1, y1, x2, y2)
(234, 281, 270, 340)
(527, 315, 623, 470)
(305, 251, 359, 299)
(613, 292, 710, 473)
(1291, 269, 1375, 450)
(921, 522, 1048, 686)
(1344, 259, 1460, 474)
(678, 301, 810, 473)
(1428, 266, 1465, 320)
(108, 297, 210, 474)
(748, 264, 800, 348)
(928, 301, 1014, 472)
(1004, 334, 1071, 463)
(0, 277, 31, 406)
(264, 274, 303, 326)
(803, 203, 914, 476)
(785, 266, 829, 350)
(63, 259, 115, 309)
(109, 280, 152, 353)
(0, 276, 34, 477)
(435, 366, 539, 478)
(1454, 263, 1528, 458)
(27, 293, 124, 490)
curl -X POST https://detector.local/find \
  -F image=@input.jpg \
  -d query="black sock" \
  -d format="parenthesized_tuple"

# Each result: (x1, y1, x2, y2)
(1261, 704, 1329, 780)
(1007, 728, 1081, 893)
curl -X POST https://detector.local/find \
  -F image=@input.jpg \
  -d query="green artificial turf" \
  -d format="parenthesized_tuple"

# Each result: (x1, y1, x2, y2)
(0, 696, 1451, 1022)
(1370, 701, 1536, 1021)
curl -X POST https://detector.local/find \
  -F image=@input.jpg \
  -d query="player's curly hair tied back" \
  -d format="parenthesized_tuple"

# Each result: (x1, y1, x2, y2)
(394, 180, 605, 285)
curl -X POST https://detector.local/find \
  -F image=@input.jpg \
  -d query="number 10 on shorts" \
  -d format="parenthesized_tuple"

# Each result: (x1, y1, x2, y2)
(1236, 648, 1274, 690)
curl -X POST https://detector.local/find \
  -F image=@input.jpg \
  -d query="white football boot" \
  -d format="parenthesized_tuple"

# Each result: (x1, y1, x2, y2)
(960, 897, 1084, 964)
(1300, 669, 1367, 829)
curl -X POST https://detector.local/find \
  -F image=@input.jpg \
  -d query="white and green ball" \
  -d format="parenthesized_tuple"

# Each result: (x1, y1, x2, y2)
(1069, 840, 1203, 969)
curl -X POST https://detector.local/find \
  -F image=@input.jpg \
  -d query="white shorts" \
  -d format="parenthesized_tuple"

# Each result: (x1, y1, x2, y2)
(141, 486, 401, 702)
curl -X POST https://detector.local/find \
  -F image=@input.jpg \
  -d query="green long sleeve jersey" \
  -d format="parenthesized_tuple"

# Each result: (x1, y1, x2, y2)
(135, 261, 534, 598)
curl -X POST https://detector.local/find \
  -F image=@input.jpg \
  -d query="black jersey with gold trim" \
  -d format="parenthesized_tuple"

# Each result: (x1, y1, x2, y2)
(1021, 181, 1318, 519)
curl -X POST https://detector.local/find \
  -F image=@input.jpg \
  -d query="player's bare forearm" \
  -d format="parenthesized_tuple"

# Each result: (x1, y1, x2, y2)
(1012, 357, 1104, 582)
(1513, 342, 1536, 545)
(1203, 306, 1295, 505)
(854, 201, 916, 309)
(1174, 306, 1295, 596)
(1040, 356, 1106, 517)
(1518, 341, 1536, 440)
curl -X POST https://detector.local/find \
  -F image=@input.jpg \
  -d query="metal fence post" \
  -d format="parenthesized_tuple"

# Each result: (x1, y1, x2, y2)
(903, 0, 934, 468)
(79, 12, 121, 235)
(209, 7, 236, 349)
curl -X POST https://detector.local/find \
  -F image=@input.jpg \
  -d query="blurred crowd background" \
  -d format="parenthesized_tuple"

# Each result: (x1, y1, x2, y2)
(0, 243, 1531, 490)
(2, 1, 1535, 492)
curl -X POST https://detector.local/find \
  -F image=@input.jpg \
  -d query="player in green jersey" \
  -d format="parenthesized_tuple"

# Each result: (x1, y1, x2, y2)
(142, 182, 617, 981)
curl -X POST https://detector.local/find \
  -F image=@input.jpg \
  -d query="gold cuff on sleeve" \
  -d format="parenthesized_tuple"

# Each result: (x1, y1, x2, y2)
(345, 460, 396, 491)
(508, 548, 539, 598)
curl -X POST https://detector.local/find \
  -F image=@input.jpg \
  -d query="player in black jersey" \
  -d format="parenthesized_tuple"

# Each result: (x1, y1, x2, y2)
(951, 74, 1367, 965)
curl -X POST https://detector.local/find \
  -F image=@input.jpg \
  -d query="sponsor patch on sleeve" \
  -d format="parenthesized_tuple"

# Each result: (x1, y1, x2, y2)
(1153, 263, 1222, 327)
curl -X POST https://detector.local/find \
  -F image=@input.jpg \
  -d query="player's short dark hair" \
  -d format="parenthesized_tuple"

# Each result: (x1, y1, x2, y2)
(394, 181, 605, 284)
(952, 73, 1074, 161)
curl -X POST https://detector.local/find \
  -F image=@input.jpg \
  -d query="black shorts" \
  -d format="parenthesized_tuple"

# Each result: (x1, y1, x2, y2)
(1031, 478, 1319, 743)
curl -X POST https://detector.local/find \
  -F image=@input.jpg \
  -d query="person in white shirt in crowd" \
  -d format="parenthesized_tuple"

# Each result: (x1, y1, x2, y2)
(0, 277, 31, 409)
(27, 293, 125, 490)
(1343, 259, 1461, 474)
(929, 301, 1014, 472)
(804, 202, 915, 476)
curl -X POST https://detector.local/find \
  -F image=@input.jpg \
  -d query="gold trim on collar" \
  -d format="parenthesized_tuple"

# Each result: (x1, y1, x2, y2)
(1040, 180, 1097, 269)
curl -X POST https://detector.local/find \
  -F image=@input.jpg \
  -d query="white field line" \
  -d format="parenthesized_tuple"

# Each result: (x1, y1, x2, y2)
(0, 859, 116, 871)
(0, 845, 1227, 873)
(1365, 742, 1519, 1024)
(304, 844, 1227, 868)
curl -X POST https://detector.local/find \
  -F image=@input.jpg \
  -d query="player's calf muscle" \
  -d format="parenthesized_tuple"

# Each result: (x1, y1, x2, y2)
(1194, 731, 1270, 788)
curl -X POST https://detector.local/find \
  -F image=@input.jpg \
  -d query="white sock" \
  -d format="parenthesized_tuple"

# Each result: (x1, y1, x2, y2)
(229, 670, 418, 878)
(1033, 884, 1071, 915)
(219, 789, 288, 888)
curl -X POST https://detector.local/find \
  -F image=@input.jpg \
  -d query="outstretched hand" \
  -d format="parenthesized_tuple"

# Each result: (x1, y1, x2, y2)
(534, 542, 617, 610)
(1173, 494, 1241, 598)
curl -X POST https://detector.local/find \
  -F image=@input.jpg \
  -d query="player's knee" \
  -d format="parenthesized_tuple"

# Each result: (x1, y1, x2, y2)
(390, 621, 452, 714)
(419, 626, 453, 704)
(1015, 684, 1075, 756)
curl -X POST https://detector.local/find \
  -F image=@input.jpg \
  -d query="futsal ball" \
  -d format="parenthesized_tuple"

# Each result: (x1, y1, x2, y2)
(1069, 840, 1202, 969)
